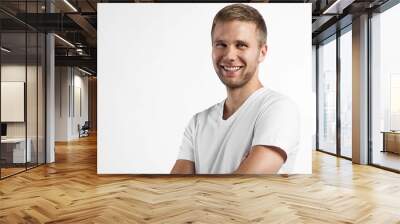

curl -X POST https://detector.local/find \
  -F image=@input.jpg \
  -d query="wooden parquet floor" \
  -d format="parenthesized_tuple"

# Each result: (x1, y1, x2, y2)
(1, 134, 400, 223)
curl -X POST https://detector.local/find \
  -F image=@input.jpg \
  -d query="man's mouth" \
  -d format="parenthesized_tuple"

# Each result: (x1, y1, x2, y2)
(221, 65, 243, 72)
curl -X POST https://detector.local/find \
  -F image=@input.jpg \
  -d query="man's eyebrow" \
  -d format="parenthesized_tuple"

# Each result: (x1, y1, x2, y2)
(213, 40, 249, 45)
(213, 40, 225, 43)
(236, 40, 249, 45)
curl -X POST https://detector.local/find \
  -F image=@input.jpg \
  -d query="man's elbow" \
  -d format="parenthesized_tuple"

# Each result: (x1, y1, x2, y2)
(234, 145, 286, 174)
(170, 160, 195, 174)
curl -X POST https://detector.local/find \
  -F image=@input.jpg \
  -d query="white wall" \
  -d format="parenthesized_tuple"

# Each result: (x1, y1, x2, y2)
(72, 72, 89, 138)
(55, 67, 89, 141)
(55, 67, 69, 141)
(98, 3, 313, 174)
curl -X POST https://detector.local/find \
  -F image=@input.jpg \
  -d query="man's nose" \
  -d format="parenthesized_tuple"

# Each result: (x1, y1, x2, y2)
(224, 46, 237, 61)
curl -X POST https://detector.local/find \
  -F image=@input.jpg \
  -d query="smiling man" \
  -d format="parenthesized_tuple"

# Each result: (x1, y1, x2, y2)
(171, 4, 300, 174)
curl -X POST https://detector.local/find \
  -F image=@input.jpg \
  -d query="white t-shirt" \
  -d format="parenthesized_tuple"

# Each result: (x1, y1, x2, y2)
(177, 87, 300, 174)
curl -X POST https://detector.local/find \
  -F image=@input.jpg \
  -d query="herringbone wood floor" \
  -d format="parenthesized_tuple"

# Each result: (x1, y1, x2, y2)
(1, 134, 400, 223)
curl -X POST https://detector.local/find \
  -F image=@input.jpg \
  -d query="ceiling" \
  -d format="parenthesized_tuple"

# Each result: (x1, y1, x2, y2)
(0, 0, 393, 75)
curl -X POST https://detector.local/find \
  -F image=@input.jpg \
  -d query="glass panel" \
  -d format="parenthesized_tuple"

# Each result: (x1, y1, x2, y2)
(318, 37, 337, 154)
(27, 31, 38, 169)
(0, 1, 46, 178)
(340, 29, 352, 158)
(38, 32, 45, 165)
(1, 31, 27, 177)
(371, 4, 400, 171)
(26, 0, 39, 170)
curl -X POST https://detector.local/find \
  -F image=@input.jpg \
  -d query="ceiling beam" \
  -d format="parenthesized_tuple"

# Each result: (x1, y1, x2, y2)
(55, 55, 96, 69)
(67, 13, 97, 46)
(322, 0, 356, 14)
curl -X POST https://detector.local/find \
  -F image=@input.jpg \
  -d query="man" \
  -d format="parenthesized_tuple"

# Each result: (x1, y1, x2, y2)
(171, 4, 300, 174)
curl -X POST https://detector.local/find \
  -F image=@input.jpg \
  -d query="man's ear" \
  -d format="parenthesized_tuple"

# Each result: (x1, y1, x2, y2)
(258, 44, 268, 63)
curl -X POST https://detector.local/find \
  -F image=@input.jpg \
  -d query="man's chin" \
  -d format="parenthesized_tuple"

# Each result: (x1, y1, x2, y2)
(216, 72, 250, 89)
(221, 70, 242, 78)
(221, 80, 247, 89)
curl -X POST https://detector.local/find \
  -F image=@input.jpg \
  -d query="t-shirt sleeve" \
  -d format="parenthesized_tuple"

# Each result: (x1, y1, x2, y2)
(251, 98, 300, 158)
(177, 115, 196, 161)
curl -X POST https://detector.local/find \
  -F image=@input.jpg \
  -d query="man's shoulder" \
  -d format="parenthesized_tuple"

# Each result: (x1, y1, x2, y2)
(258, 88, 296, 108)
(196, 101, 222, 117)
(189, 101, 222, 124)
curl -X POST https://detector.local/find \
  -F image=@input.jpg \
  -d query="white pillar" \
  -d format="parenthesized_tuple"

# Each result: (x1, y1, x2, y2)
(352, 14, 369, 164)
(46, 1, 55, 163)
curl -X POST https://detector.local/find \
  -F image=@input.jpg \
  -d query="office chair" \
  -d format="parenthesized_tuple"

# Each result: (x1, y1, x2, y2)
(79, 121, 90, 138)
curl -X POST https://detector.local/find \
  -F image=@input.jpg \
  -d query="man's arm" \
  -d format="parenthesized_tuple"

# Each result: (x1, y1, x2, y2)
(170, 159, 195, 174)
(234, 145, 286, 174)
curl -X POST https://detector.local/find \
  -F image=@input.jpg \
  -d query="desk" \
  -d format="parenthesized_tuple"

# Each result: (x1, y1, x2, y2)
(1, 138, 31, 163)
(382, 131, 400, 154)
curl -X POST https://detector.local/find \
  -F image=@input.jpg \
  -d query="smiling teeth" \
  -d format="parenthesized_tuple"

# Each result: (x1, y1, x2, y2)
(223, 66, 241, 71)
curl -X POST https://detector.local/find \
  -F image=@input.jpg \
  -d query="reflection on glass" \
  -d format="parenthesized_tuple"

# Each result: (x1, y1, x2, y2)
(27, 32, 38, 169)
(1, 32, 27, 177)
(390, 74, 400, 130)
(38, 33, 46, 165)
(340, 29, 352, 158)
(318, 37, 337, 154)
(26, 0, 40, 170)
(0, 1, 46, 179)
(371, 3, 400, 171)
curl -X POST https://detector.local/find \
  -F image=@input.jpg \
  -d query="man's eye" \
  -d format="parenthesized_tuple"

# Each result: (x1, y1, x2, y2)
(237, 44, 247, 48)
(215, 43, 226, 48)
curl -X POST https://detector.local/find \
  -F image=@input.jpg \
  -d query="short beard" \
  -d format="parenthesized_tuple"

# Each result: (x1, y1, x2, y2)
(216, 70, 254, 90)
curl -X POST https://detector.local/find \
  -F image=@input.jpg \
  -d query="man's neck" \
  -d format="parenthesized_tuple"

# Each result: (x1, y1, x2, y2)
(223, 79, 263, 120)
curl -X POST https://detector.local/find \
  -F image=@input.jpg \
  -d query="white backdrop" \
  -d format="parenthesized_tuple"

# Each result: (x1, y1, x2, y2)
(98, 3, 313, 174)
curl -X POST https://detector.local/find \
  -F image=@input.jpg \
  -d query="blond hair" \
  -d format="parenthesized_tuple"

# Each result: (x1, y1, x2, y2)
(211, 4, 267, 46)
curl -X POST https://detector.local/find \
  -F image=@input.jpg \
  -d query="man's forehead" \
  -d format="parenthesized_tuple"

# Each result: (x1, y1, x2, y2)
(212, 21, 259, 41)
(213, 20, 257, 31)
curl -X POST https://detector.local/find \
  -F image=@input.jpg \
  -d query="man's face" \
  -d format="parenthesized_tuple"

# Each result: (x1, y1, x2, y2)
(212, 21, 267, 89)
